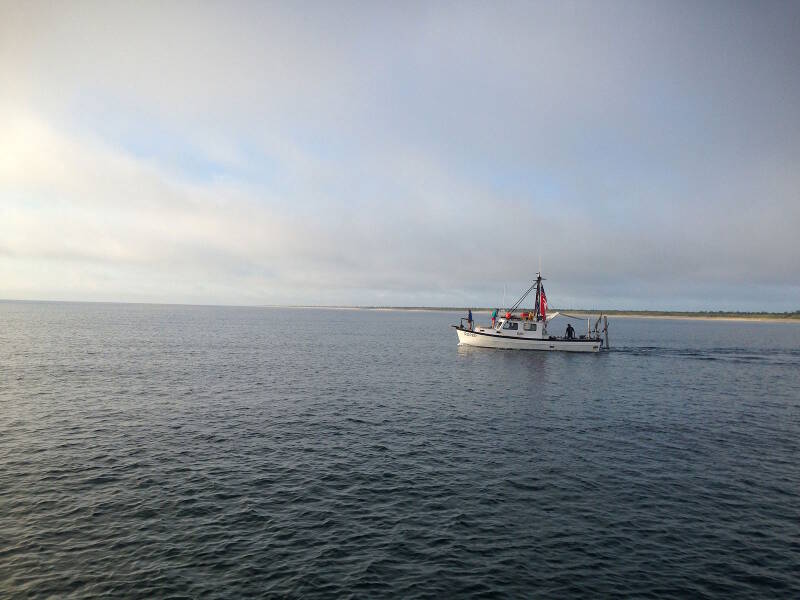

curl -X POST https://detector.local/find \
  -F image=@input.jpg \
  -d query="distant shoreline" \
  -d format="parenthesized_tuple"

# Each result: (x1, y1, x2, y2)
(297, 306, 800, 323)
(3, 299, 798, 322)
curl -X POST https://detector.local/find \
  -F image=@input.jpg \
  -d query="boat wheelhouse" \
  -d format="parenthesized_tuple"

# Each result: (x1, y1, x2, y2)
(452, 273, 609, 353)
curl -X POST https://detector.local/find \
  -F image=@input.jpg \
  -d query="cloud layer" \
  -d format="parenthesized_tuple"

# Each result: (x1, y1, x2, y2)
(2, 2, 799, 309)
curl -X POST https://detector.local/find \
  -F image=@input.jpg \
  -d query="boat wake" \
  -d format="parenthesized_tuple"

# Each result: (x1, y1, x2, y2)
(615, 346, 800, 366)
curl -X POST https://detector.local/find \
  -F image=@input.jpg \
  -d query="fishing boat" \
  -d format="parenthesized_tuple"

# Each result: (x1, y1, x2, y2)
(452, 273, 609, 353)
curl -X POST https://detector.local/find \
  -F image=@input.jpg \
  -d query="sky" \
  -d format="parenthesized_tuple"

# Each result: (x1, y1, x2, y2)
(1, 1, 799, 311)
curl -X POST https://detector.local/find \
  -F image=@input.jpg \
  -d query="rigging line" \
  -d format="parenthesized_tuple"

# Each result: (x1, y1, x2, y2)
(559, 312, 600, 320)
(509, 283, 537, 312)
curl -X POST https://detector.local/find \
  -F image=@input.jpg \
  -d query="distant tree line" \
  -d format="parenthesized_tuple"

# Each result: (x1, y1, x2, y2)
(360, 307, 800, 320)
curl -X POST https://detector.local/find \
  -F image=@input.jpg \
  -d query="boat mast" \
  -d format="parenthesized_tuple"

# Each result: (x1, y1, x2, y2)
(535, 272, 542, 321)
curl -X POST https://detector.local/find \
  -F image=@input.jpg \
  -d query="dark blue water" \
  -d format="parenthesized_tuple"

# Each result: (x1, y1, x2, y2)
(2, 302, 799, 598)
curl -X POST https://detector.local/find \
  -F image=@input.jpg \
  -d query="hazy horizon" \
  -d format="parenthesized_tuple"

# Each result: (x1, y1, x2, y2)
(2, 2, 799, 311)
(2, 297, 798, 315)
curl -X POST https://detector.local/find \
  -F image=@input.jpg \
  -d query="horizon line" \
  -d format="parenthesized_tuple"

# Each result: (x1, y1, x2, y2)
(1, 298, 798, 316)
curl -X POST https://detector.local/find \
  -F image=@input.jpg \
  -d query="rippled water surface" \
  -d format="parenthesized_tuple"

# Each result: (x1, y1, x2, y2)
(2, 302, 799, 598)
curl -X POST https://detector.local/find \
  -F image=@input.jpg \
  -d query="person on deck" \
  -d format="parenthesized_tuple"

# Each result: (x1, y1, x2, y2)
(566, 323, 575, 339)
(491, 308, 498, 327)
(467, 309, 473, 330)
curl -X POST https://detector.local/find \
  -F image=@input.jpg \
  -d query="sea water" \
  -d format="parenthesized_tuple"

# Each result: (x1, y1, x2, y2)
(1, 302, 799, 597)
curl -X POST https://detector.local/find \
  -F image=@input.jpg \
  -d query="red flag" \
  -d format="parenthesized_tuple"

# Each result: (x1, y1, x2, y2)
(540, 286, 547, 321)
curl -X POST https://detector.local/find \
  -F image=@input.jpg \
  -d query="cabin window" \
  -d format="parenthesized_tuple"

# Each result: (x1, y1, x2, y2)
(502, 322, 518, 330)
(523, 323, 537, 331)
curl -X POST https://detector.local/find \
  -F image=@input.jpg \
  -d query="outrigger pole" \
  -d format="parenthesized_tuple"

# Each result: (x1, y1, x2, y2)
(506, 272, 549, 323)
(508, 280, 536, 313)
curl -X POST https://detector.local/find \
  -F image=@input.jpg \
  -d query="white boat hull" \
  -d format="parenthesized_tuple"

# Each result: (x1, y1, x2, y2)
(455, 327, 602, 352)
